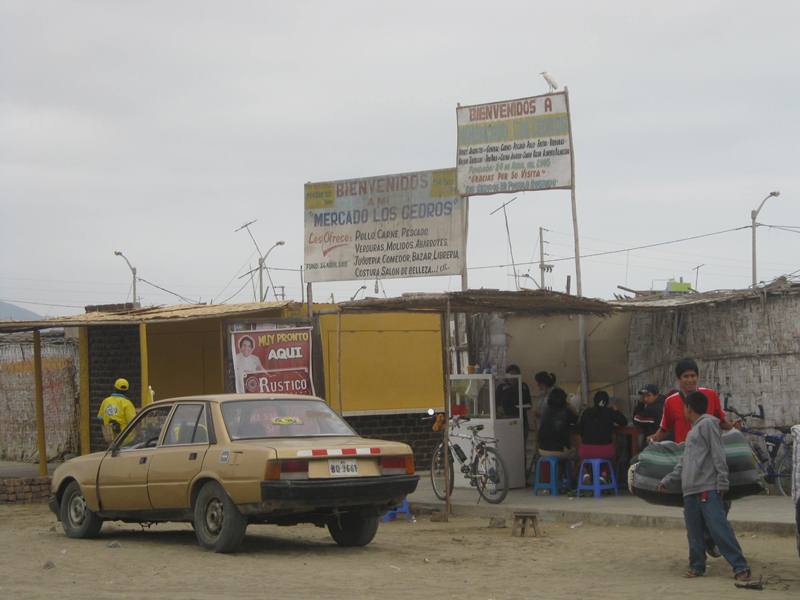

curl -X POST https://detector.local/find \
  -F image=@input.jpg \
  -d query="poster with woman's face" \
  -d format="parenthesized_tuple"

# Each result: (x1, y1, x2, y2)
(231, 327, 314, 395)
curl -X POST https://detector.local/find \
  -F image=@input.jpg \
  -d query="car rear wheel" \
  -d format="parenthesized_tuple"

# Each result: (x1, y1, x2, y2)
(60, 481, 103, 539)
(193, 481, 247, 553)
(327, 512, 379, 547)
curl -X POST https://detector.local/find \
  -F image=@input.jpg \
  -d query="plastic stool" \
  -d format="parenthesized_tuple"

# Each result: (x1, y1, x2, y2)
(533, 456, 560, 496)
(576, 458, 619, 498)
(381, 498, 412, 522)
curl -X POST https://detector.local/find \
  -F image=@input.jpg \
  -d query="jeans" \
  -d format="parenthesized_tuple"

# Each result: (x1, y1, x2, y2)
(683, 491, 748, 575)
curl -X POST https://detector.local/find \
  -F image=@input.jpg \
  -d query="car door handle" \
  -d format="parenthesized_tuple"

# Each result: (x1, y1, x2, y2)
(188, 452, 198, 461)
(139, 457, 147, 464)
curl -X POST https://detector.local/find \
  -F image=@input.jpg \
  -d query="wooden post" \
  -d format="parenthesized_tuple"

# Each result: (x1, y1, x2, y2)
(336, 309, 344, 416)
(564, 86, 589, 406)
(78, 327, 91, 455)
(33, 330, 47, 477)
(139, 323, 150, 407)
(440, 299, 453, 519)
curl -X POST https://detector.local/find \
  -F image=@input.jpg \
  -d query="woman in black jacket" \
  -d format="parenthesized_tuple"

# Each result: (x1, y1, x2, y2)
(577, 391, 627, 483)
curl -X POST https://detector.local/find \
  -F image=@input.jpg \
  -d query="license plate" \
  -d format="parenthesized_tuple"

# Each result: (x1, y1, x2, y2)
(328, 458, 358, 477)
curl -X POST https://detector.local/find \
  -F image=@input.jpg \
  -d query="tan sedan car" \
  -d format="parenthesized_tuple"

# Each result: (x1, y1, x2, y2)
(49, 394, 419, 552)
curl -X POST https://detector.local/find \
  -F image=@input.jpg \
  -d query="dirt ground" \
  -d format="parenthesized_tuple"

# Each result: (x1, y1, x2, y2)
(0, 504, 797, 600)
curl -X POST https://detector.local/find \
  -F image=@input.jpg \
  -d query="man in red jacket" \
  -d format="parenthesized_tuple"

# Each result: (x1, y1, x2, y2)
(649, 358, 733, 444)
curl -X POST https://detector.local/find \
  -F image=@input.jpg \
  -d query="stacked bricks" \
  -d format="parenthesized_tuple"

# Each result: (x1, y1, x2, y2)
(345, 413, 440, 468)
(88, 325, 141, 452)
(627, 293, 800, 428)
(0, 477, 51, 504)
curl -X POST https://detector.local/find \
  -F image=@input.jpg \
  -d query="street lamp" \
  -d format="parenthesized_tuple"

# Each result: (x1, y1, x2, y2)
(258, 241, 285, 301)
(751, 191, 780, 286)
(113, 250, 137, 305)
(350, 285, 367, 301)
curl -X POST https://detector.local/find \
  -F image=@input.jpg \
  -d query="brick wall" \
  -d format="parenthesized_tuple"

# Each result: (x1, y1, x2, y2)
(0, 477, 51, 504)
(88, 326, 140, 452)
(627, 293, 800, 428)
(344, 413, 440, 468)
(0, 333, 79, 461)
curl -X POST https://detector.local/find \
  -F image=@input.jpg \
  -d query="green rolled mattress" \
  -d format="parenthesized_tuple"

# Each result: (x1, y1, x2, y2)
(628, 429, 766, 507)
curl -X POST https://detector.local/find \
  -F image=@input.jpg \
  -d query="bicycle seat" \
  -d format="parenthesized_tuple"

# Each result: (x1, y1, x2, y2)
(467, 424, 484, 432)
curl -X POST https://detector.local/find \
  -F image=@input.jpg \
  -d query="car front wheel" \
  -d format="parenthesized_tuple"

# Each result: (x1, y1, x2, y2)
(193, 481, 247, 553)
(60, 481, 103, 538)
(327, 512, 379, 547)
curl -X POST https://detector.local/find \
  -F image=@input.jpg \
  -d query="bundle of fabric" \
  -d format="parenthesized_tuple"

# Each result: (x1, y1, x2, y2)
(628, 428, 765, 507)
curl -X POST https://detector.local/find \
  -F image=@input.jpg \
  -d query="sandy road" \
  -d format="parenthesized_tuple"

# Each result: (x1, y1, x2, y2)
(0, 504, 797, 599)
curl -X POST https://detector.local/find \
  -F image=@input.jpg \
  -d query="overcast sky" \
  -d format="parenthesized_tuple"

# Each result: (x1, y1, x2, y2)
(2, 1, 799, 316)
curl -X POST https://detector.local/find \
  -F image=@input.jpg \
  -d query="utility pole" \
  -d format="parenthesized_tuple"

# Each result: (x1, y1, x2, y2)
(490, 197, 519, 290)
(692, 264, 704, 290)
(751, 191, 780, 287)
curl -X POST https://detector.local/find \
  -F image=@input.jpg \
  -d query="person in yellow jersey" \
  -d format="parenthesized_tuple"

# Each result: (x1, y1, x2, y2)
(97, 378, 137, 443)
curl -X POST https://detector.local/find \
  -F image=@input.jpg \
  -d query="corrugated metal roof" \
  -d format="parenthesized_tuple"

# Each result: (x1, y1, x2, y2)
(339, 289, 613, 315)
(0, 301, 293, 333)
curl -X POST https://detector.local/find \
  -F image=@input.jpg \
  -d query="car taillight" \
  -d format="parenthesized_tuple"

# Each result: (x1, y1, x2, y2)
(381, 455, 415, 475)
(265, 459, 309, 480)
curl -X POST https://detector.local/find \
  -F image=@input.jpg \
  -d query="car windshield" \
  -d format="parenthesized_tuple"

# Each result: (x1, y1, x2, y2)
(222, 399, 356, 439)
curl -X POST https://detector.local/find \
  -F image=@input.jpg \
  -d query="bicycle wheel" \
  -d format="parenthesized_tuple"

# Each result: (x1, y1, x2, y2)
(474, 446, 509, 504)
(775, 450, 793, 497)
(430, 442, 454, 501)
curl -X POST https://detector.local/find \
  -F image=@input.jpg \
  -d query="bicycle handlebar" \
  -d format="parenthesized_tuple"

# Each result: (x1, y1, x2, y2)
(725, 404, 765, 420)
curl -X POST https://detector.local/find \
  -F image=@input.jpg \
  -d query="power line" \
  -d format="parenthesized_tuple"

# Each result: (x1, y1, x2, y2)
(219, 278, 252, 304)
(212, 249, 258, 303)
(762, 224, 800, 235)
(0, 297, 85, 309)
(467, 225, 751, 271)
(137, 278, 199, 304)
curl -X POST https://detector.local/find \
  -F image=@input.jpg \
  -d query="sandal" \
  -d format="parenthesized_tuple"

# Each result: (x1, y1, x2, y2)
(684, 570, 704, 578)
(734, 569, 751, 581)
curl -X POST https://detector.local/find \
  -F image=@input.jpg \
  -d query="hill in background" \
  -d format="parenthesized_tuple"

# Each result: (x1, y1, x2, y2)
(0, 301, 43, 320)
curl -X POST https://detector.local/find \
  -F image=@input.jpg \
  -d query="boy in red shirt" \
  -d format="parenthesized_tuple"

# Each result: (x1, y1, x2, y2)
(649, 358, 733, 444)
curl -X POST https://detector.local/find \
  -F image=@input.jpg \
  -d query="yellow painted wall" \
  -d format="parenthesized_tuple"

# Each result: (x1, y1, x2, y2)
(319, 312, 444, 414)
(146, 318, 225, 400)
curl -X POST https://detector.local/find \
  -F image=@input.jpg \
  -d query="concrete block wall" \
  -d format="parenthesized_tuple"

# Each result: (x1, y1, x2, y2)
(88, 326, 140, 452)
(0, 334, 79, 461)
(628, 294, 800, 428)
(345, 413, 440, 468)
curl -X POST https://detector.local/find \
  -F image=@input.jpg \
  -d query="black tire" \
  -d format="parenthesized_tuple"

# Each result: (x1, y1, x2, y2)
(474, 446, 509, 504)
(775, 453, 793, 497)
(430, 442, 454, 501)
(327, 512, 379, 547)
(193, 481, 247, 553)
(60, 481, 103, 539)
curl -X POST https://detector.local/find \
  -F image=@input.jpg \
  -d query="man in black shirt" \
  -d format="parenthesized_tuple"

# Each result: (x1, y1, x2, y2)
(633, 384, 666, 444)
(495, 364, 533, 439)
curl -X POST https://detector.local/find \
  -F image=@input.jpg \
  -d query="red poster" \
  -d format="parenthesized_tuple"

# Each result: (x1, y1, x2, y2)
(231, 326, 315, 395)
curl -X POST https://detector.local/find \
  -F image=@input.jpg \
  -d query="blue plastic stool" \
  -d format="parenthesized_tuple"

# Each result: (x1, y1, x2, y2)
(381, 498, 412, 522)
(576, 458, 619, 498)
(533, 455, 560, 496)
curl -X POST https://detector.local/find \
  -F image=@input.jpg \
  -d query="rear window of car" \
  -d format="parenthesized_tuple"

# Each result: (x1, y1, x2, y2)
(221, 399, 356, 439)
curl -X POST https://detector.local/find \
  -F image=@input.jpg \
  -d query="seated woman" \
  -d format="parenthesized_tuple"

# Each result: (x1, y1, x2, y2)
(577, 391, 628, 483)
(537, 387, 578, 483)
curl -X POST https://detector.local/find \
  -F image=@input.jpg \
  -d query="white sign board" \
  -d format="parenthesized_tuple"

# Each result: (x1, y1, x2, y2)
(456, 92, 572, 196)
(304, 169, 466, 283)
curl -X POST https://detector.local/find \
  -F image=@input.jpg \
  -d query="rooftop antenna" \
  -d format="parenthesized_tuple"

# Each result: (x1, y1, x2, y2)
(490, 197, 520, 290)
(540, 71, 559, 92)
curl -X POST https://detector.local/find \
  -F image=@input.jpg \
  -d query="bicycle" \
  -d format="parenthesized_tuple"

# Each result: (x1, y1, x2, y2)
(426, 410, 509, 504)
(724, 397, 794, 496)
